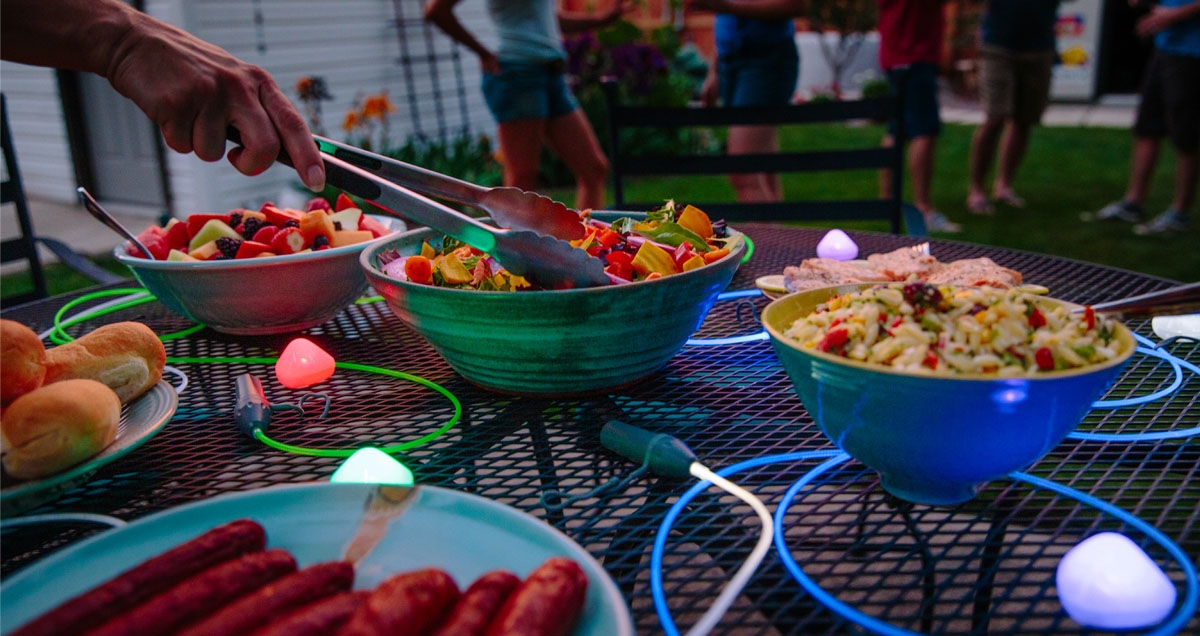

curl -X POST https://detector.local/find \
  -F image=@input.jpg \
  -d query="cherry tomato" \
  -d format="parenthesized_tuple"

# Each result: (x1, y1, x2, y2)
(404, 255, 433, 285)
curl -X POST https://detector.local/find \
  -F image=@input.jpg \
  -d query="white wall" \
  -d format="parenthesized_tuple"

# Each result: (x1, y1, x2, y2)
(0, 63, 78, 204)
(796, 31, 883, 100)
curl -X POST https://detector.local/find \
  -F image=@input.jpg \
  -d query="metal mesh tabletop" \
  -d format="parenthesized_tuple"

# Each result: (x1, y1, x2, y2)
(2, 224, 1196, 635)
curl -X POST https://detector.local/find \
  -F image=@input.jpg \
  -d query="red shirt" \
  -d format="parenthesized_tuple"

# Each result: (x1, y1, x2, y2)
(876, 0, 945, 71)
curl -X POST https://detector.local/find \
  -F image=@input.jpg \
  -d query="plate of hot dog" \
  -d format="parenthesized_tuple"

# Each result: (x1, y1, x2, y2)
(0, 482, 636, 636)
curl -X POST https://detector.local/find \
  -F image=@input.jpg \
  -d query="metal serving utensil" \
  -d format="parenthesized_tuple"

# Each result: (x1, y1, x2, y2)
(314, 135, 585, 241)
(1077, 282, 1200, 320)
(77, 187, 156, 259)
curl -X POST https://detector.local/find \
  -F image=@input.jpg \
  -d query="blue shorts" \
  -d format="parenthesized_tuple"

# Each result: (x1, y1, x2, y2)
(718, 42, 799, 107)
(887, 63, 942, 139)
(481, 59, 579, 123)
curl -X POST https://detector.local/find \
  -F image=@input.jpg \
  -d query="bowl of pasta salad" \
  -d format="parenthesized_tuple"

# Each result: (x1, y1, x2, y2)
(360, 204, 746, 395)
(762, 282, 1136, 505)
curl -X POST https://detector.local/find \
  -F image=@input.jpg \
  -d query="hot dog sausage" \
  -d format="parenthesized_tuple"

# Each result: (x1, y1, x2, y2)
(84, 548, 297, 636)
(12, 519, 267, 636)
(249, 590, 370, 636)
(338, 567, 461, 636)
(431, 570, 521, 636)
(176, 560, 355, 636)
(484, 557, 588, 636)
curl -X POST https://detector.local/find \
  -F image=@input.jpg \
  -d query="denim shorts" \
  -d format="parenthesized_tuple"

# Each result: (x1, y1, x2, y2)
(718, 42, 800, 107)
(887, 62, 942, 139)
(481, 59, 579, 123)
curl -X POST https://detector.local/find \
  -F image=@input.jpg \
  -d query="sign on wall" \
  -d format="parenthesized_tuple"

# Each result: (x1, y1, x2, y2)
(1051, 0, 1105, 101)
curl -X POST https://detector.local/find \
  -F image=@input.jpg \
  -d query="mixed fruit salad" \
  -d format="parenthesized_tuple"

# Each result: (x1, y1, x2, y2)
(128, 194, 390, 261)
(376, 200, 734, 290)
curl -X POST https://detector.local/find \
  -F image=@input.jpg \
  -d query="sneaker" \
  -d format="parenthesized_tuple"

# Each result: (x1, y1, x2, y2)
(1134, 209, 1191, 235)
(924, 210, 962, 233)
(1088, 200, 1145, 223)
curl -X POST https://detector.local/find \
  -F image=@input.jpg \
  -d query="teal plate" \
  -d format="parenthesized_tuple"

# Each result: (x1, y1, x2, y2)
(0, 380, 178, 516)
(0, 482, 635, 635)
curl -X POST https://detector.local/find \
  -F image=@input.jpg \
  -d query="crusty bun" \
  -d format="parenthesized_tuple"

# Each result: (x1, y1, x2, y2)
(1, 319, 47, 407)
(44, 322, 166, 404)
(1, 379, 120, 480)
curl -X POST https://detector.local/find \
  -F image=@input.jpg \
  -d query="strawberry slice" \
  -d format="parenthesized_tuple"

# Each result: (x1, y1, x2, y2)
(270, 227, 306, 255)
(234, 240, 273, 259)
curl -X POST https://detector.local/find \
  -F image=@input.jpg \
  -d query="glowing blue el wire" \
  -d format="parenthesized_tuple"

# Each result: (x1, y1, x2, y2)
(687, 288, 768, 346)
(771, 459, 1199, 636)
(650, 450, 847, 636)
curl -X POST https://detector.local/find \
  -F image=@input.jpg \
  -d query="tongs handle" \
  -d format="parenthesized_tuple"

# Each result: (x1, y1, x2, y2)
(227, 128, 500, 253)
(314, 135, 486, 207)
(1082, 282, 1200, 319)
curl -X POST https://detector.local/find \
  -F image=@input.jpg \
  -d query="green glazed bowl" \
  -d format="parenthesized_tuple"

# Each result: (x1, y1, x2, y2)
(361, 212, 746, 396)
(762, 284, 1136, 506)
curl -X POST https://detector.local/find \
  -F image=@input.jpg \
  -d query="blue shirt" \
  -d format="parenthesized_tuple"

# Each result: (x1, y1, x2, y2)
(980, 0, 1059, 52)
(487, 0, 565, 62)
(1155, 0, 1200, 57)
(714, 14, 794, 57)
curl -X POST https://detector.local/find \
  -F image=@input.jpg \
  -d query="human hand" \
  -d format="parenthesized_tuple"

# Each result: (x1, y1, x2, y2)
(106, 12, 325, 190)
(700, 65, 720, 107)
(480, 51, 501, 74)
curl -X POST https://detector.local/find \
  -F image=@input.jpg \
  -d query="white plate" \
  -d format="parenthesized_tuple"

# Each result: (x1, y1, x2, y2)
(1, 380, 178, 515)
(0, 482, 636, 635)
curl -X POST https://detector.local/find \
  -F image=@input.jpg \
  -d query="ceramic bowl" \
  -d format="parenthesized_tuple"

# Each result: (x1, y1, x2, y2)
(762, 284, 1136, 506)
(360, 212, 746, 396)
(114, 216, 404, 335)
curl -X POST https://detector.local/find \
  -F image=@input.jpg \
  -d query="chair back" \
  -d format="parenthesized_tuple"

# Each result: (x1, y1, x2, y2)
(1, 93, 49, 307)
(601, 76, 925, 235)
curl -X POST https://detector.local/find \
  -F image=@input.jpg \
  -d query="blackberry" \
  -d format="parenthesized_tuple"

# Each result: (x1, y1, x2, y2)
(228, 212, 244, 229)
(312, 234, 330, 248)
(240, 216, 265, 239)
(284, 219, 300, 228)
(216, 236, 242, 259)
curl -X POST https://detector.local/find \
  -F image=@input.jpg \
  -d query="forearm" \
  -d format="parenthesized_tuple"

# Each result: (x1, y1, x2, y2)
(424, 0, 492, 59)
(0, 0, 143, 77)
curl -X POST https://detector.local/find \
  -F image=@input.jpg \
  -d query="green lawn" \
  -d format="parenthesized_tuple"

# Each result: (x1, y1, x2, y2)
(3, 122, 1196, 301)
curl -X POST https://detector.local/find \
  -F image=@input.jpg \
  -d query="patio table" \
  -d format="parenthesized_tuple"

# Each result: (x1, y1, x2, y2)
(1, 224, 1196, 635)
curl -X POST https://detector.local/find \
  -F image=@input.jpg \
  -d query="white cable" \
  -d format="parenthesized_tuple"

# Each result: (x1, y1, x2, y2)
(684, 462, 775, 636)
(163, 365, 189, 394)
(36, 291, 151, 342)
(0, 512, 127, 529)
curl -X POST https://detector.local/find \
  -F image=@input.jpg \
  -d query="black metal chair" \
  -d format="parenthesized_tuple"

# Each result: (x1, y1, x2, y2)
(1, 93, 122, 308)
(600, 77, 926, 235)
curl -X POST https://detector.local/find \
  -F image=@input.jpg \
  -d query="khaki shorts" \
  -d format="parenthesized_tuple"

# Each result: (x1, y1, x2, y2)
(978, 46, 1056, 125)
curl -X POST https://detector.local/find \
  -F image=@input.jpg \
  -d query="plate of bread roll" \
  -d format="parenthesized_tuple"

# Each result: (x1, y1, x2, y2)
(1, 320, 175, 516)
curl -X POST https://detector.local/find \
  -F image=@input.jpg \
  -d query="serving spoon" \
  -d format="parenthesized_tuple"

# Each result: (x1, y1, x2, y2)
(77, 187, 156, 260)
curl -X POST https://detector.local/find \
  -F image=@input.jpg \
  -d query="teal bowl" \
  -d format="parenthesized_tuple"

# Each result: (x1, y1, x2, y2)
(762, 284, 1136, 506)
(361, 213, 746, 396)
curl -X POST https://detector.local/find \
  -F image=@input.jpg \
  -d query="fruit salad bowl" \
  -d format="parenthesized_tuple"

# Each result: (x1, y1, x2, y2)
(115, 213, 405, 335)
(360, 211, 746, 396)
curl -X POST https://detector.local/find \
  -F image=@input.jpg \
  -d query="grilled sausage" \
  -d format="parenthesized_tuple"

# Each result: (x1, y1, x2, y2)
(12, 519, 267, 636)
(484, 557, 588, 636)
(84, 548, 297, 636)
(249, 590, 370, 636)
(338, 568, 460, 636)
(176, 560, 355, 636)
(431, 570, 521, 636)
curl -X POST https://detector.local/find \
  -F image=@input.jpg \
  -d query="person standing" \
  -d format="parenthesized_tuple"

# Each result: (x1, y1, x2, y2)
(876, 0, 961, 233)
(424, 0, 629, 212)
(0, 0, 326, 192)
(965, 0, 1061, 215)
(691, 0, 807, 203)
(1090, 0, 1200, 235)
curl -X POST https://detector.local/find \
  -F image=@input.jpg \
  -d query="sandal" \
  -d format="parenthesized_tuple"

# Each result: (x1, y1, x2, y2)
(967, 195, 994, 216)
(993, 191, 1025, 208)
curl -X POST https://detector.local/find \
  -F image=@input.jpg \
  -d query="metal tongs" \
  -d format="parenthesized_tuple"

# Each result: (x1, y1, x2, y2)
(1077, 282, 1200, 320)
(231, 130, 608, 288)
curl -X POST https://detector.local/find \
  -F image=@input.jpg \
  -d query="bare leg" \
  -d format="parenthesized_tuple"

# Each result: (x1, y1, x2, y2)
(908, 134, 938, 214)
(496, 118, 549, 192)
(726, 124, 782, 202)
(994, 120, 1032, 203)
(967, 114, 1005, 211)
(1124, 136, 1161, 206)
(544, 109, 609, 210)
(1170, 149, 1197, 213)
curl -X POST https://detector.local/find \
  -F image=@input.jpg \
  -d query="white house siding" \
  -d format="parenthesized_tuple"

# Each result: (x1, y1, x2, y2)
(0, 63, 77, 204)
(4, 0, 499, 216)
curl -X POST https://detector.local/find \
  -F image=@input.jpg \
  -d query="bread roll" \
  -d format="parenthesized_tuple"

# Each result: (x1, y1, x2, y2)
(1, 319, 47, 407)
(44, 322, 166, 404)
(1, 379, 120, 479)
